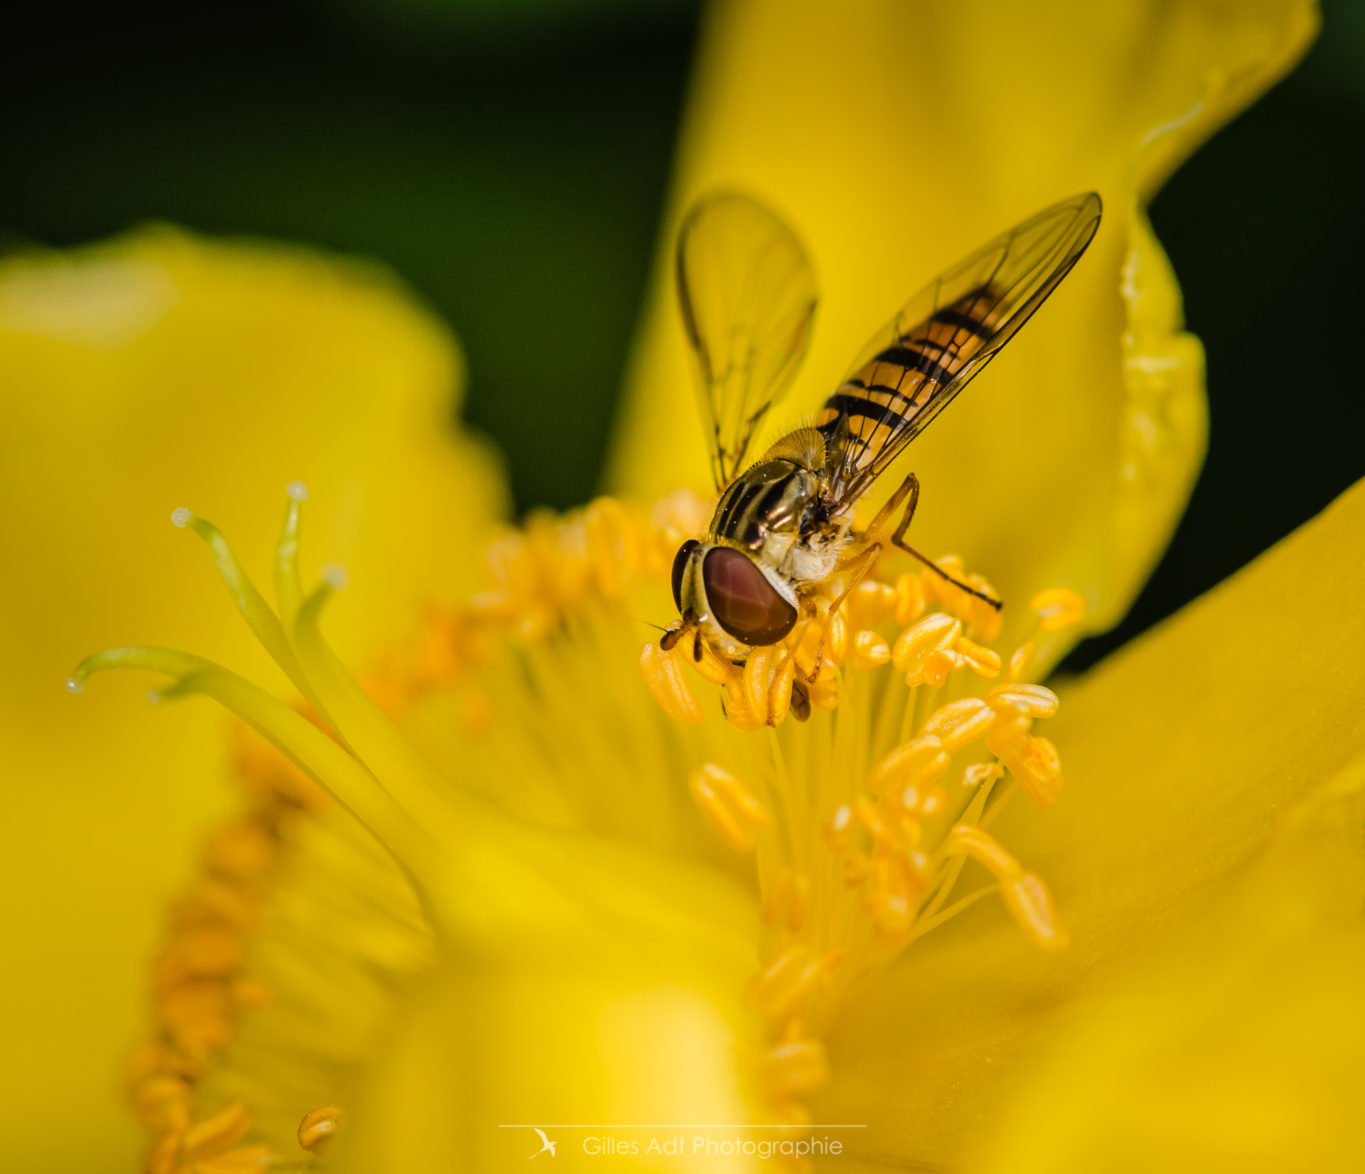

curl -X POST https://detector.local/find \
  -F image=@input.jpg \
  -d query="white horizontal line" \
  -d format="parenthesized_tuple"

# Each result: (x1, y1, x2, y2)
(497, 1125, 867, 1129)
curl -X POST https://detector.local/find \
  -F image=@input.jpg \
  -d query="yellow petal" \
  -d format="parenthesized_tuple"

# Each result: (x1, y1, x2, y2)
(817, 472, 1365, 1170)
(610, 0, 1316, 633)
(0, 229, 506, 1167)
(334, 846, 763, 1173)
(967, 757, 1365, 1174)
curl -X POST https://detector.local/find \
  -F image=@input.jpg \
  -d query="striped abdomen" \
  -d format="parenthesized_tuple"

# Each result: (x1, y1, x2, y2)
(815, 285, 1005, 473)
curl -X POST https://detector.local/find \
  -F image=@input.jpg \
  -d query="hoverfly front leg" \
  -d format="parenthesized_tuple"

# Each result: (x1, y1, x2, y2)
(861, 473, 916, 545)
(797, 543, 883, 686)
(771, 595, 822, 699)
(886, 474, 1003, 611)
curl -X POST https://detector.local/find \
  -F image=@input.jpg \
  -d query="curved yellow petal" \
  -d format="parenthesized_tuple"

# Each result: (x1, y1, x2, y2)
(335, 847, 763, 1173)
(817, 473, 1365, 1169)
(610, 0, 1316, 631)
(966, 757, 1365, 1174)
(0, 230, 506, 1167)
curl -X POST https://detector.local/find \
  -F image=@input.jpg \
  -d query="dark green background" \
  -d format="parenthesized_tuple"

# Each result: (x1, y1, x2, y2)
(5, 0, 1362, 669)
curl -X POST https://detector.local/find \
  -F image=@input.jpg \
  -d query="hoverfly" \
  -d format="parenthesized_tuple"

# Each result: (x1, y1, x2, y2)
(662, 190, 1101, 701)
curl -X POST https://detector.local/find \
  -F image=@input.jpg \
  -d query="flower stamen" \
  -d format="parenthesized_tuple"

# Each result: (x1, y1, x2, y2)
(690, 763, 771, 852)
(297, 1105, 346, 1155)
(84, 485, 1074, 1160)
(1030, 586, 1088, 632)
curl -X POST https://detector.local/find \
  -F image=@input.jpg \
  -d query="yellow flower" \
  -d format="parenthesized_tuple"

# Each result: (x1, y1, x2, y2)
(69, 468, 1365, 1173)
(14, 0, 1351, 1171)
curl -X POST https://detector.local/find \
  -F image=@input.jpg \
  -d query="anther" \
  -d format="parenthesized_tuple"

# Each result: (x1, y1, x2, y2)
(650, 487, 710, 540)
(849, 629, 891, 669)
(805, 676, 839, 711)
(743, 646, 795, 726)
(584, 497, 637, 598)
(762, 1038, 830, 1097)
(747, 947, 832, 1021)
(682, 639, 733, 686)
(761, 868, 812, 932)
(986, 711, 1033, 757)
(1004, 735, 1064, 807)
(286, 481, 309, 502)
(956, 636, 1001, 679)
(640, 642, 704, 724)
(854, 795, 889, 842)
(181, 1100, 253, 1156)
(170, 507, 193, 528)
(689, 763, 769, 850)
(824, 805, 854, 851)
(1008, 641, 1037, 681)
(962, 761, 1004, 789)
(722, 673, 761, 731)
(892, 613, 960, 677)
(842, 852, 871, 884)
(923, 554, 967, 604)
(942, 823, 1019, 878)
(1031, 587, 1087, 632)
(64, 676, 83, 695)
(919, 647, 962, 688)
(132, 1075, 191, 1134)
(795, 613, 846, 679)
(298, 1104, 346, 1154)
(919, 554, 1001, 616)
(964, 574, 1005, 641)
(893, 571, 927, 625)
(869, 735, 949, 793)
(921, 698, 996, 752)
(1003, 871, 1067, 949)
(901, 782, 947, 817)
(846, 580, 896, 630)
(987, 682, 1060, 719)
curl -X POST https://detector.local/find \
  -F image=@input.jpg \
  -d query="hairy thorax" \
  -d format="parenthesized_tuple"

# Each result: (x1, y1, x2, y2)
(709, 461, 850, 611)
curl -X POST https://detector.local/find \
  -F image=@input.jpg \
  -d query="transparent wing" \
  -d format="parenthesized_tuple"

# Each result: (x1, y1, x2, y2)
(818, 192, 1102, 507)
(676, 191, 819, 490)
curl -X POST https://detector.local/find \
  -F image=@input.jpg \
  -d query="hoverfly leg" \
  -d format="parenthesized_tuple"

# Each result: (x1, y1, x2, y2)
(769, 596, 822, 705)
(805, 543, 882, 683)
(889, 473, 1003, 611)
(789, 680, 812, 722)
(862, 472, 917, 545)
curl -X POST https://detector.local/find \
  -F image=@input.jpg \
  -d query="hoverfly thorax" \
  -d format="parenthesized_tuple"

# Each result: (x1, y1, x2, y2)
(663, 188, 1101, 671)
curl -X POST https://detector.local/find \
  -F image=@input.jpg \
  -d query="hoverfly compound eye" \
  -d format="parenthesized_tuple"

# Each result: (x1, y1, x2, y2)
(671, 539, 701, 610)
(702, 547, 797, 646)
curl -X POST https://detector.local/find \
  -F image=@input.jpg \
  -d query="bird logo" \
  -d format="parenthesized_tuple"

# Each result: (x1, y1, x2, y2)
(527, 1128, 557, 1159)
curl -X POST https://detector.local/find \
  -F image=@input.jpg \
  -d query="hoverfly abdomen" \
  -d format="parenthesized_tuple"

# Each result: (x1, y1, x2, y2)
(815, 285, 1006, 480)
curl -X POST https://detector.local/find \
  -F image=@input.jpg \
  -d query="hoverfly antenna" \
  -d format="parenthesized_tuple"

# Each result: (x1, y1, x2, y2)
(660, 610, 696, 653)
